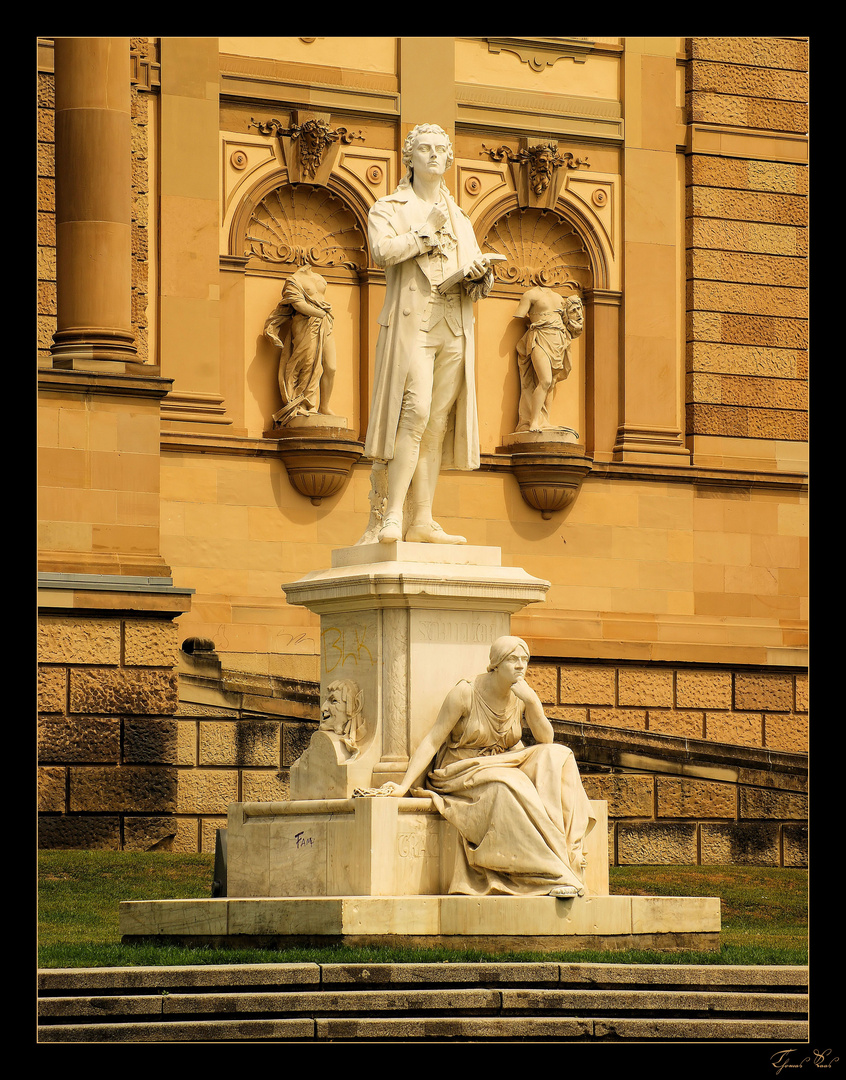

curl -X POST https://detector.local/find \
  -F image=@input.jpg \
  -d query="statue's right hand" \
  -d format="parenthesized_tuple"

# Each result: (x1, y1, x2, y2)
(378, 782, 406, 797)
(426, 203, 448, 232)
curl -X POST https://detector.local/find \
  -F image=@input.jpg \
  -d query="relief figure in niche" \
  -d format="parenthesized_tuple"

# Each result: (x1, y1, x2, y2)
(379, 636, 595, 897)
(319, 679, 365, 759)
(264, 263, 338, 426)
(361, 123, 499, 545)
(514, 286, 584, 432)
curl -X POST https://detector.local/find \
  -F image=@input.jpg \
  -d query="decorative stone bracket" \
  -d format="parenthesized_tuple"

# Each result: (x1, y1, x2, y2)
(499, 440, 593, 519)
(271, 427, 364, 505)
(485, 37, 593, 70)
(481, 140, 589, 210)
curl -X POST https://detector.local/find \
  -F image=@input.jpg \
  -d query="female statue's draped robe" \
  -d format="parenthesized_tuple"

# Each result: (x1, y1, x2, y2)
(416, 676, 596, 896)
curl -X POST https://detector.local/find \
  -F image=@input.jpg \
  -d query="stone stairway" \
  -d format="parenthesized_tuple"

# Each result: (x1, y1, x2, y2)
(38, 961, 808, 1042)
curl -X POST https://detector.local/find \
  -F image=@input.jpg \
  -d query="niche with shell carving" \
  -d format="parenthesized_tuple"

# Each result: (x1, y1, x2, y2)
(481, 207, 592, 293)
(240, 180, 369, 503)
(244, 182, 367, 272)
(479, 205, 595, 519)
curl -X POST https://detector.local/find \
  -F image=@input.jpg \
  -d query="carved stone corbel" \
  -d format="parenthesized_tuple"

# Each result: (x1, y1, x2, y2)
(271, 426, 364, 505)
(498, 439, 593, 519)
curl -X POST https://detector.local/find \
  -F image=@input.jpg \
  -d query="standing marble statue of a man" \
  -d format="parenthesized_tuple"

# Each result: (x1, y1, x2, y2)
(363, 124, 496, 544)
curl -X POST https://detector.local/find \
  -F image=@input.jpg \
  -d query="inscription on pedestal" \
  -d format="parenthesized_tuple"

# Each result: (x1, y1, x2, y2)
(414, 617, 498, 644)
(398, 827, 440, 859)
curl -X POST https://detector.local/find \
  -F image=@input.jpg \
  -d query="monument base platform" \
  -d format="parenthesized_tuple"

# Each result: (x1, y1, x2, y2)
(120, 894, 721, 953)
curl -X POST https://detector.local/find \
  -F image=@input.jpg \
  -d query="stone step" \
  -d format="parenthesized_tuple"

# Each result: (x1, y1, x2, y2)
(38, 962, 808, 1042)
(38, 986, 808, 1019)
(39, 1016, 809, 1043)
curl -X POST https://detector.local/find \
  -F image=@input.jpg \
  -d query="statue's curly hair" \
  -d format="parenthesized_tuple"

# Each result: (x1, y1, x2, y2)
(402, 123, 454, 172)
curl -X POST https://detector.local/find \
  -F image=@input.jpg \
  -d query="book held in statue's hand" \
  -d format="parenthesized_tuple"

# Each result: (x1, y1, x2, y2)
(437, 254, 507, 294)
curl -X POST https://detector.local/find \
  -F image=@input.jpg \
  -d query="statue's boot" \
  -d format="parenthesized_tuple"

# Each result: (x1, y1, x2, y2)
(405, 522, 466, 544)
(378, 517, 403, 543)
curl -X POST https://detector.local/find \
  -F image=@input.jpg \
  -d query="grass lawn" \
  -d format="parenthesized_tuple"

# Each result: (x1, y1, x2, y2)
(37, 851, 808, 969)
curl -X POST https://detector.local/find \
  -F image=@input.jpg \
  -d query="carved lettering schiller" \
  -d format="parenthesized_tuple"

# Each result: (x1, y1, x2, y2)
(414, 617, 496, 644)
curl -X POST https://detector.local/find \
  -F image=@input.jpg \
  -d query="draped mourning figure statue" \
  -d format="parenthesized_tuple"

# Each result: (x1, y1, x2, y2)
(514, 286, 585, 433)
(265, 263, 338, 426)
(379, 636, 596, 897)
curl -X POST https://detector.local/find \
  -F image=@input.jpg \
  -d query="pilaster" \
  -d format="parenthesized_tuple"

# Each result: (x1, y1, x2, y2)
(617, 38, 688, 463)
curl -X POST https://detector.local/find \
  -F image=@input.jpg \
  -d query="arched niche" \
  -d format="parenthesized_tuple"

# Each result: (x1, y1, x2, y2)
(474, 195, 607, 293)
(471, 191, 621, 464)
(224, 169, 384, 455)
(228, 173, 370, 274)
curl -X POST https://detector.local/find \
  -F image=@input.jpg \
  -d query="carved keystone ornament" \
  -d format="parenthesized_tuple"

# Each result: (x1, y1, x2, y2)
(481, 142, 589, 197)
(250, 115, 364, 180)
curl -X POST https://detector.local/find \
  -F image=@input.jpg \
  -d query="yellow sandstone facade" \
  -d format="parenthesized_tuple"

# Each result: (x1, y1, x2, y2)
(37, 37, 808, 862)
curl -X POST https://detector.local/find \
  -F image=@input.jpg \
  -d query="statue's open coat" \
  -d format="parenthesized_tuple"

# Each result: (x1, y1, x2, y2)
(364, 181, 491, 469)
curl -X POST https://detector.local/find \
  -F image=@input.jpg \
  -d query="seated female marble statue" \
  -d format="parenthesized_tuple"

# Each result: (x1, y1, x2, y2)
(380, 636, 596, 897)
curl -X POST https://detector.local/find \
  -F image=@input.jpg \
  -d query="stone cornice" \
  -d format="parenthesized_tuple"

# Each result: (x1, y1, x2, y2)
(159, 431, 807, 492)
(218, 52, 400, 117)
(456, 82, 623, 142)
(39, 365, 173, 401)
(484, 452, 807, 492)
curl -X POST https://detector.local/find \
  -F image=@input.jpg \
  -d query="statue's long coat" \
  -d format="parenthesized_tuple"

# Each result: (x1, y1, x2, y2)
(364, 181, 491, 469)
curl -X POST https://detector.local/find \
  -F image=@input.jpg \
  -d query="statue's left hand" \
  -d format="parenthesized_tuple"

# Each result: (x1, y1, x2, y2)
(464, 258, 490, 281)
(378, 781, 406, 797)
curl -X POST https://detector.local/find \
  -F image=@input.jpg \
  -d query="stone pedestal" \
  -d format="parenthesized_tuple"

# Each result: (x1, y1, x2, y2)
(284, 543, 549, 793)
(120, 542, 721, 952)
(225, 796, 610, 899)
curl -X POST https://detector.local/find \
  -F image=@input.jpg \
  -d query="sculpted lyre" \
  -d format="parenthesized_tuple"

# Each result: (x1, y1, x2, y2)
(514, 286, 584, 432)
(265, 263, 337, 426)
(379, 636, 596, 897)
(362, 123, 498, 544)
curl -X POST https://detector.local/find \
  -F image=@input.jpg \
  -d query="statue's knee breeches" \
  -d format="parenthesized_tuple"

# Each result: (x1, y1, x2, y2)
(397, 394, 431, 442)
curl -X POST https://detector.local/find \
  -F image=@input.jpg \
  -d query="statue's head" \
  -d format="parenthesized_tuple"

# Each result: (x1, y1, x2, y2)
(487, 636, 531, 672)
(563, 294, 585, 334)
(402, 123, 454, 182)
(320, 679, 364, 736)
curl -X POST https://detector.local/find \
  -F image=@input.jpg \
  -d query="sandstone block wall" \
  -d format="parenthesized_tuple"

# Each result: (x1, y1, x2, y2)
(158, 655, 807, 866)
(685, 37, 808, 442)
(37, 615, 181, 850)
(527, 658, 807, 868)
(36, 65, 55, 364)
(527, 661, 807, 751)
